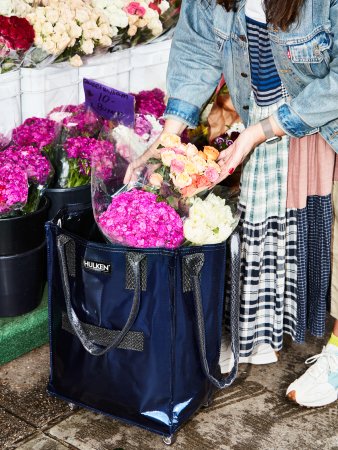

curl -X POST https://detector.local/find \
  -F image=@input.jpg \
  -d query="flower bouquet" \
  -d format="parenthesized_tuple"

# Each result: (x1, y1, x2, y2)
(92, 132, 238, 249)
(0, 15, 35, 73)
(23, 0, 114, 68)
(0, 143, 54, 217)
(98, 0, 179, 51)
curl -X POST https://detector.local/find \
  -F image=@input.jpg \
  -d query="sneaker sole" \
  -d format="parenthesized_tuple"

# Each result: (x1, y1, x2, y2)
(220, 351, 278, 373)
(287, 389, 338, 408)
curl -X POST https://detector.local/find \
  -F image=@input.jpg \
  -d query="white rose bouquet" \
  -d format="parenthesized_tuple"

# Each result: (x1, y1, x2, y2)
(183, 193, 239, 245)
(93, 0, 179, 50)
(0, 0, 34, 17)
(23, 0, 114, 68)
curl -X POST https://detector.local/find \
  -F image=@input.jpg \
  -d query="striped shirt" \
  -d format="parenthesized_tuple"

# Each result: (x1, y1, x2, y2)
(246, 16, 287, 106)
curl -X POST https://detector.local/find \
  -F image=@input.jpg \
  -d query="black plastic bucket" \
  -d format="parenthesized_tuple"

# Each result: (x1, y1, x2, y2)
(0, 241, 46, 317)
(45, 184, 91, 220)
(0, 197, 49, 257)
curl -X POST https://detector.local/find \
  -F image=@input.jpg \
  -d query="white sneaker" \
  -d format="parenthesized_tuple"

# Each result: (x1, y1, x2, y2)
(286, 344, 338, 407)
(219, 337, 278, 373)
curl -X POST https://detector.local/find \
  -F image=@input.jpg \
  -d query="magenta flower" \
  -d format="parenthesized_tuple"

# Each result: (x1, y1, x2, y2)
(0, 145, 53, 186)
(0, 163, 28, 215)
(98, 189, 184, 249)
(12, 117, 58, 150)
(125, 2, 146, 16)
(133, 89, 166, 119)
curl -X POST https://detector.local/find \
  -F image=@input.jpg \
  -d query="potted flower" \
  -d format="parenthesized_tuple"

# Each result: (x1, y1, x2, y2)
(0, 145, 53, 317)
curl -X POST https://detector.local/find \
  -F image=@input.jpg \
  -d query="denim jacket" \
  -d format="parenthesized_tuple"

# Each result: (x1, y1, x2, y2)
(165, 0, 338, 153)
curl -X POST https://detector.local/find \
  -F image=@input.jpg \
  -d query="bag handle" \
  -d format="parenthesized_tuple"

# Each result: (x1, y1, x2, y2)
(57, 234, 145, 356)
(185, 232, 240, 388)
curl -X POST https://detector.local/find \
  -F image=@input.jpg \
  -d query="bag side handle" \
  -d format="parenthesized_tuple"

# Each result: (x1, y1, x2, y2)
(185, 232, 240, 388)
(57, 234, 145, 356)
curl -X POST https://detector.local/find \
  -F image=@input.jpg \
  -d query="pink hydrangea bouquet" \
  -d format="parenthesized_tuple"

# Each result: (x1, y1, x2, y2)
(0, 145, 54, 216)
(98, 189, 184, 248)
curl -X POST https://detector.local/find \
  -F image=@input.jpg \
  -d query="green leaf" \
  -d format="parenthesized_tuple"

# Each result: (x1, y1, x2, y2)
(148, 157, 161, 164)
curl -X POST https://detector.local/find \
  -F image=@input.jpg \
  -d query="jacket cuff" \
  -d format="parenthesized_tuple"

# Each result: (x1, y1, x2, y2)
(273, 104, 318, 138)
(164, 97, 200, 128)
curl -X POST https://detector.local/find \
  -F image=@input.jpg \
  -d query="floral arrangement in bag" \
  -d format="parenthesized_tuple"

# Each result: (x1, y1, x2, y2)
(92, 132, 239, 249)
(0, 144, 54, 217)
(0, 15, 35, 73)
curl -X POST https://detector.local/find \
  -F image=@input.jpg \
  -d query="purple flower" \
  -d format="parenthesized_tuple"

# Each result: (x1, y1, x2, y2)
(134, 114, 152, 138)
(0, 162, 28, 215)
(12, 117, 58, 150)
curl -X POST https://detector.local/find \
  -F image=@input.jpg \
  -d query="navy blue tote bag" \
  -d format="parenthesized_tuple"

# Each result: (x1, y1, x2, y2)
(46, 204, 240, 444)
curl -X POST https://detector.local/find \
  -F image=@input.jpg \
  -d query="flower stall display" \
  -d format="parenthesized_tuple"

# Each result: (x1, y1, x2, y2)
(0, 15, 35, 73)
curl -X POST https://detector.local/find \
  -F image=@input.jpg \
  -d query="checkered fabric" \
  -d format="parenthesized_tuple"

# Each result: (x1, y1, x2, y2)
(235, 97, 334, 357)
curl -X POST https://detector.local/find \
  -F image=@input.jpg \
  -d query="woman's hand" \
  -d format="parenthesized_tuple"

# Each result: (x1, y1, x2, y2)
(211, 116, 285, 186)
(123, 118, 187, 184)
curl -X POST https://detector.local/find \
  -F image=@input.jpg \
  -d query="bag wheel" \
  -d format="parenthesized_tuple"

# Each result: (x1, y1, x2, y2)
(203, 398, 213, 408)
(68, 402, 77, 411)
(162, 435, 176, 446)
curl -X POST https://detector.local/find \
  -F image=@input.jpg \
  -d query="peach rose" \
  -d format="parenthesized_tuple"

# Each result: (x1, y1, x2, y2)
(149, 173, 163, 187)
(203, 146, 220, 161)
(185, 143, 199, 158)
(161, 149, 176, 167)
(159, 133, 181, 148)
(172, 172, 192, 189)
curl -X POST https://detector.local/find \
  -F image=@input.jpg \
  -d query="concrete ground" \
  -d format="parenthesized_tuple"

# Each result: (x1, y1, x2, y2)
(1, 322, 338, 450)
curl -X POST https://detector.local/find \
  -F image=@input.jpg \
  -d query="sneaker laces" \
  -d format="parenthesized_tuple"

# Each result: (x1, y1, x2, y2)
(305, 347, 338, 377)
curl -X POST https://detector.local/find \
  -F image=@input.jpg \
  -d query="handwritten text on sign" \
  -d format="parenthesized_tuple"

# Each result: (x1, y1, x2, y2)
(83, 78, 135, 126)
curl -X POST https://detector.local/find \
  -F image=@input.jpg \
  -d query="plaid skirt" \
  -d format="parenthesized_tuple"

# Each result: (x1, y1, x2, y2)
(237, 97, 337, 357)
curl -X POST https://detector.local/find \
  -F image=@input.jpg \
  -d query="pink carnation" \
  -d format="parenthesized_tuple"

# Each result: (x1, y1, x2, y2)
(12, 117, 58, 150)
(0, 145, 53, 185)
(0, 163, 28, 215)
(125, 2, 146, 16)
(98, 189, 184, 249)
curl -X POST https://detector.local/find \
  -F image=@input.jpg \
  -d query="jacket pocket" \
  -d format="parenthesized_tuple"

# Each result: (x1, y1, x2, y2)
(287, 31, 332, 77)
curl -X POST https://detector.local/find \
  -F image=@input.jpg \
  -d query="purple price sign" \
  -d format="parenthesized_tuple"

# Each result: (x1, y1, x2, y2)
(83, 78, 135, 126)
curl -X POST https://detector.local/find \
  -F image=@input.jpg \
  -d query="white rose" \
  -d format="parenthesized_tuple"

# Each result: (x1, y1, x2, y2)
(43, 40, 57, 55)
(159, 0, 170, 13)
(42, 21, 54, 35)
(76, 9, 90, 23)
(81, 39, 94, 54)
(99, 35, 112, 46)
(69, 54, 83, 67)
(127, 25, 138, 36)
(45, 7, 59, 24)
